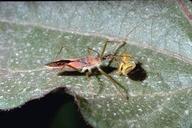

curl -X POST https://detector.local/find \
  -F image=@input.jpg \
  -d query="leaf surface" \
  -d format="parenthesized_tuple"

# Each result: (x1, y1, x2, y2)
(0, 1, 192, 128)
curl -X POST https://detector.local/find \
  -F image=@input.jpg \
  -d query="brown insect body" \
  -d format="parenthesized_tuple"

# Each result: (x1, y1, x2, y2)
(45, 55, 107, 73)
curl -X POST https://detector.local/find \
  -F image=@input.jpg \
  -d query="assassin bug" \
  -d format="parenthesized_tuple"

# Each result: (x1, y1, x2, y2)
(45, 40, 113, 75)
(45, 23, 141, 99)
(45, 40, 129, 99)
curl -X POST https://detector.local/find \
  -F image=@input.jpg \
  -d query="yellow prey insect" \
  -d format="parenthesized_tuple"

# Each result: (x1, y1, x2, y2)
(117, 52, 136, 76)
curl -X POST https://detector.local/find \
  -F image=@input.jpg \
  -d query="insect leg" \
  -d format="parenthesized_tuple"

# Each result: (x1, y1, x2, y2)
(65, 65, 82, 73)
(85, 68, 92, 78)
(100, 40, 109, 59)
(85, 71, 92, 79)
(87, 47, 100, 56)
(95, 75, 106, 97)
(97, 67, 129, 100)
(66, 65, 92, 79)
(107, 41, 126, 67)
(87, 47, 91, 55)
(54, 42, 66, 60)
(108, 22, 142, 66)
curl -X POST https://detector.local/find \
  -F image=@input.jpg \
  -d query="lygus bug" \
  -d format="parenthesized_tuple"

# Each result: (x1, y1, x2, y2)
(45, 40, 129, 99)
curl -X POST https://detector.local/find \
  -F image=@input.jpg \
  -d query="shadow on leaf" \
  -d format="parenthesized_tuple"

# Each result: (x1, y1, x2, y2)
(128, 62, 147, 81)
(57, 66, 117, 76)
(0, 87, 92, 128)
(57, 64, 147, 82)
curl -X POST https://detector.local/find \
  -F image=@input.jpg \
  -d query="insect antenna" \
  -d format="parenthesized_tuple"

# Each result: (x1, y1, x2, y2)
(108, 22, 143, 66)
(87, 39, 108, 59)
(107, 41, 126, 66)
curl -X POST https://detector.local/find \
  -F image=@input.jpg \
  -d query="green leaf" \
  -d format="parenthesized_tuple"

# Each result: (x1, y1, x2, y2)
(0, 1, 192, 128)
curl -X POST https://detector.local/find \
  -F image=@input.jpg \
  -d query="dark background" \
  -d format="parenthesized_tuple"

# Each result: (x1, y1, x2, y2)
(0, 87, 92, 128)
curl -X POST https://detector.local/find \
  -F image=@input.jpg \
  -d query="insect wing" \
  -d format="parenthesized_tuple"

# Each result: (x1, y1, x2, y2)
(45, 59, 72, 69)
